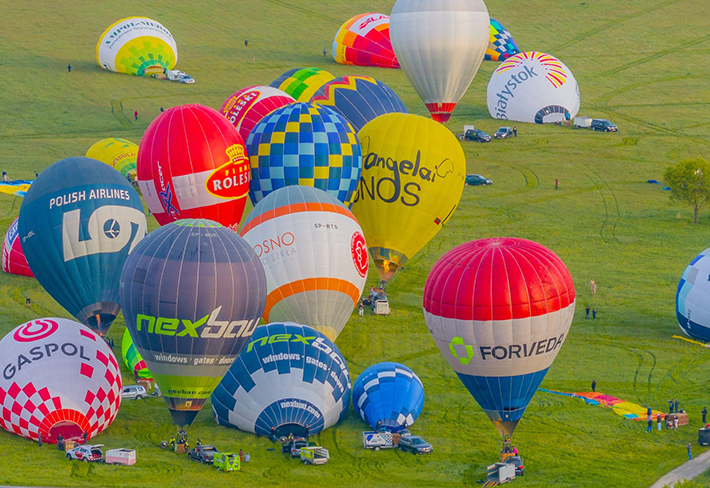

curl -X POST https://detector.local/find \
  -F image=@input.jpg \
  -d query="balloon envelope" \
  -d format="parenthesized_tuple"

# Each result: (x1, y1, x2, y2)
(310, 76, 408, 132)
(241, 186, 368, 341)
(247, 102, 362, 206)
(2, 217, 33, 277)
(485, 18, 521, 61)
(120, 219, 267, 428)
(333, 13, 400, 69)
(0, 318, 121, 443)
(212, 322, 351, 438)
(350, 113, 466, 283)
(352, 362, 424, 431)
(86, 138, 138, 181)
(270, 68, 335, 102)
(19, 157, 147, 336)
(137, 104, 250, 230)
(220, 86, 295, 143)
(677, 247, 710, 341)
(487, 51, 580, 123)
(423, 238, 575, 438)
(96, 17, 177, 76)
(121, 329, 152, 380)
(389, 0, 490, 122)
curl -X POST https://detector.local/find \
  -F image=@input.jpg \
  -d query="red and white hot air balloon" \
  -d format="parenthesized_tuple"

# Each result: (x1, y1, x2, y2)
(423, 238, 575, 439)
(2, 217, 33, 277)
(0, 318, 122, 443)
(219, 86, 295, 144)
(137, 104, 251, 230)
(389, 0, 490, 123)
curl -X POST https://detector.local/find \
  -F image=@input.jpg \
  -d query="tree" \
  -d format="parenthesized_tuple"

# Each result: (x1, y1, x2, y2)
(663, 158, 710, 223)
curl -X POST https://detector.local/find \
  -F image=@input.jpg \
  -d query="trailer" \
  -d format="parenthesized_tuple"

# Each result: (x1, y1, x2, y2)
(214, 452, 240, 472)
(485, 462, 516, 485)
(573, 116, 592, 129)
(300, 446, 329, 465)
(363, 431, 395, 450)
(105, 448, 136, 466)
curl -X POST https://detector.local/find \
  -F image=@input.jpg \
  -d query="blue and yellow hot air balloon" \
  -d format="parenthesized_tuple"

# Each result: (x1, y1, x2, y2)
(18, 157, 147, 336)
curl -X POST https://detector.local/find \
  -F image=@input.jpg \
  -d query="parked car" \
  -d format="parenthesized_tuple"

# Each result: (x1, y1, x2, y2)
(465, 174, 493, 186)
(188, 444, 219, 464)
(591, 119, 618, 132)
(290, 438, 309, 458)
(493, 127, 514, 139)
(504, 455, 525, 476)
(121, 384, 147, 400)
(464, 129, 491, 143)
(66, 444, 104, 462)
(398, 435, 433, 454)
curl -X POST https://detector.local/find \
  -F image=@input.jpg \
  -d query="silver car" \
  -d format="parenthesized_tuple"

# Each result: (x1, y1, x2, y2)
(121, 385, 147, 400)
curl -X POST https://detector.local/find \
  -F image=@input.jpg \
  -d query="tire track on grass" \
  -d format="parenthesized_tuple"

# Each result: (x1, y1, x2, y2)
(582, 165, 620, 244)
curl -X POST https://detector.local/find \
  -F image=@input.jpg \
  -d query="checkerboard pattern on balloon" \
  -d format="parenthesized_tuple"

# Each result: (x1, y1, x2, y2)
(247, 102, 362, 206)
(353, 365, 420, 428)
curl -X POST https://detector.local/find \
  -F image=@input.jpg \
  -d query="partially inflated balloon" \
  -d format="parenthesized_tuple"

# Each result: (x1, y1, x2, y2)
(247, 103, 362, 206)
(2, 217, 33, 277)
(390, 0, 490, 122)
(487, 52, 580, 123)
(212, 322, 350, 438)
(96, 17, 177, 76)
(676, 247, 710, 341)
(423, 238, 575, 438)
(352, 362, 424, 431)
(310, 76, 408, 132)
(137, 104, 250, 230)
(333, 13, 400, 69)
(241, 186, 368, 341)
(120, 219, 267, 428)
(86, 138, 138, 181)
(19, 157, 147, 336)
(485, 18, 521, 61)
(350, 113, 466, 283)
(0, 318, 121, 444)
(220, 86, 295, 143)
(270, 68, 335, 102)
(121, 329, 152, 380)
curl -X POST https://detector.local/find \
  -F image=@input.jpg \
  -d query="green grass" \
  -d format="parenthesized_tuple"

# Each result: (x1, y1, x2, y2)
(1, 0, 710, 486)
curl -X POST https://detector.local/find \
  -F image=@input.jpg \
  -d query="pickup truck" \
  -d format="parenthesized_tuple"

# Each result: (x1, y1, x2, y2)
(188, 444, 219, 464)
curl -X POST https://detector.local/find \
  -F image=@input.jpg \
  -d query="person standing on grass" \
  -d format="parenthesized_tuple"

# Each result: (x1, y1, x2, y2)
(68, 64, 71, 72)
(669, 399, 674, 413)
(592, 308, 597, 319)
(323, 48, 327, 57)
(591, 379, 596, 392)
(555, 178, 559, 190)
(657, 413, 662, 431)
(26, 297, 31, 308)
(675, 399, 680, 413)
(134, 110, 138, 121)
(585, 305, 590, 319)
(647, 417, 653, 433)
(590, 279, 597, 295)
(674, 416, 679, 430)
(513, 126, 517, 137)
(687, 442, 692, 460)
(703, 407, 707, 424)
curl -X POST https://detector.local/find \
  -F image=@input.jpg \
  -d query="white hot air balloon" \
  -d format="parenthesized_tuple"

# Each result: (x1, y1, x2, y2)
(487, 51, 580, 124)
(389, 0, 490, 123)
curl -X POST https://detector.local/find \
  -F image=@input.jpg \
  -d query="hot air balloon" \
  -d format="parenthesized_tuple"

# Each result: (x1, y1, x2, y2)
(0, 318, 121, 443)
(219, 86, 295, 143)
(352, 362, 424, 432)
(120, 219, 266, 428)
(487, 51, 580, 124)
(270, 68, 335, 102)
(247, 103, 362, 206)
(86, 138, 138, 181)
(485, 18, 521, 61)
(2, 217, 33, 277)
(389, 0, 490, 123)
(310, 76, 408, 132)
(241, 186, 368, 341)
(677, 247, 710, 341)
(18, 157, 147, 337)
(423, 238, 575, 439)
(332, 13, 400, 69)
(121, 329, 152, 380)
(137, 104, 251, 230)
(212, 322, 351, 438)
(96, 17, 178, 76)
(350, 113, 466, 283)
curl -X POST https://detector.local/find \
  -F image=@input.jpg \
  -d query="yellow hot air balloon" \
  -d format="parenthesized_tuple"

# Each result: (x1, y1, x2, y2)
(86, 138, 138, 181)
(350, 113, 465, 283)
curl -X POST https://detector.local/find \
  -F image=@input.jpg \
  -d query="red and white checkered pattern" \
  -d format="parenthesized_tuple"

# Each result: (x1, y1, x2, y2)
(0, 318, 122, 443)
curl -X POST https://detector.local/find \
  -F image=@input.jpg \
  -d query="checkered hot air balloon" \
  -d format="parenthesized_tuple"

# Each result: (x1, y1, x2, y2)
(677, 247, 710, 341)
(0, 318, 122, 444)
(423, 238, 575, 439)
(352, 362, 424, 431)
(485, 18, 521, 61)
(270, 68, 335, 102)
(247, 103, 362, 206)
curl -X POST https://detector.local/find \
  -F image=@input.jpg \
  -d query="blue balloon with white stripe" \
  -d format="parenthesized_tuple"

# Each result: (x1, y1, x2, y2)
(352, 362, 424, 432)
(211, 322, 351, 437)
(677, 247, 710, 341)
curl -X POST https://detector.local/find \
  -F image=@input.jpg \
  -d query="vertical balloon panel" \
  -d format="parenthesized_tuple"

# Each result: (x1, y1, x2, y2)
(18, 157, 146, 336)
(120, 219, 266, 428)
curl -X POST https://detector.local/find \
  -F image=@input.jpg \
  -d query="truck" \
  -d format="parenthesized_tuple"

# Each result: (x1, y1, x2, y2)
(300, 446, 329, 465)
(166, 70, 195, 84)
(187, 444, 219, 463)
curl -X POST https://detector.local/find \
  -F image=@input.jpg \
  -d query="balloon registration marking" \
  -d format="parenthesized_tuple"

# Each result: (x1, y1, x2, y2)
(14, 319, 59, 342)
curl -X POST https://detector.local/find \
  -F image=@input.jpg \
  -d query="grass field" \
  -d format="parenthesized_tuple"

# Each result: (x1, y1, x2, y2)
(1, 0, 710, 486)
